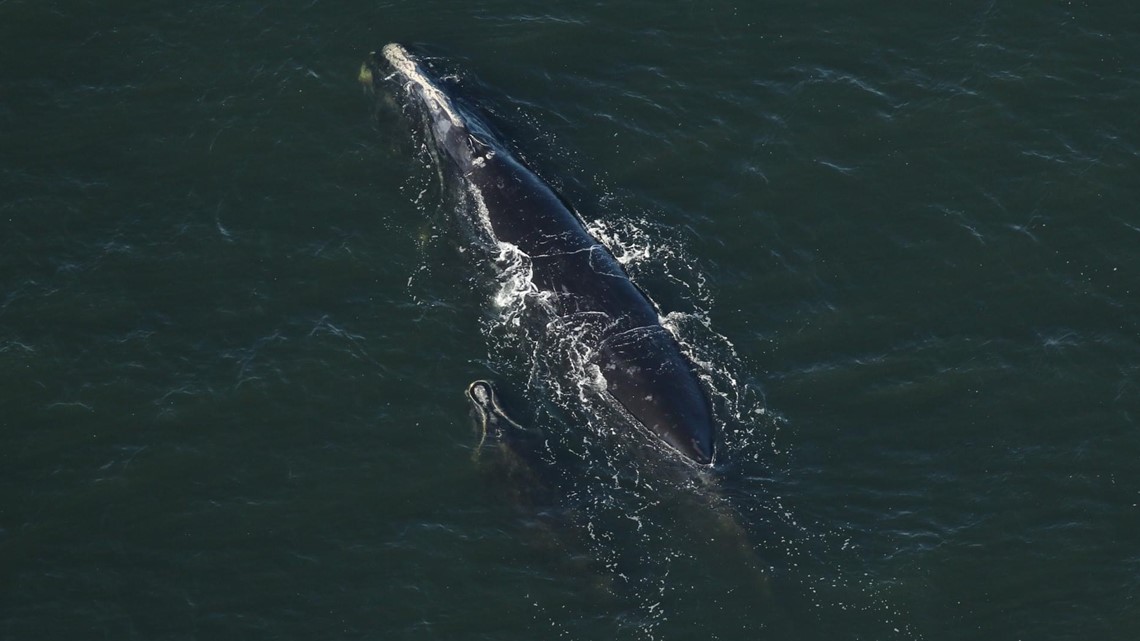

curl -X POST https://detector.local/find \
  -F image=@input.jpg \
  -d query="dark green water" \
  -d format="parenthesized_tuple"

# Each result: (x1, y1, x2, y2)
(3, 1, 1138, 639)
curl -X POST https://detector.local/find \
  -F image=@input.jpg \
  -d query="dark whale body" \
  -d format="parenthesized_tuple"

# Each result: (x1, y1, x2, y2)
(364, 44, 715, 464)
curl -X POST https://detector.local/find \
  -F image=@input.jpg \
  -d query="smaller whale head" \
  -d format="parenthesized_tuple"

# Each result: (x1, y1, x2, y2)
(466, 380, 526, 440)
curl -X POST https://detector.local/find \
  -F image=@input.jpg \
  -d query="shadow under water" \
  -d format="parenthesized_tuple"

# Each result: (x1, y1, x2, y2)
(462, 378, 912, 640)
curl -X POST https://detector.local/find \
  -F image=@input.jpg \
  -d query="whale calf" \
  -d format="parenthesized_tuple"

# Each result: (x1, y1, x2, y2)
(363, 44, 716, 464)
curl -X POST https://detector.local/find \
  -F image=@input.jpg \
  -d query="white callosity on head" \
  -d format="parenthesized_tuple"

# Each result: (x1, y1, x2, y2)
(381, 43, 466, 130)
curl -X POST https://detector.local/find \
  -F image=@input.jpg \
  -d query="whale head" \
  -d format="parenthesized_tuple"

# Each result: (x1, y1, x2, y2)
(361, 44, 491, 173)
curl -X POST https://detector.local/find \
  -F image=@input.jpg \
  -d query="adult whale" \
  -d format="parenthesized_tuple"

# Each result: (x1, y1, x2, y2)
(362, 44, 715, 464)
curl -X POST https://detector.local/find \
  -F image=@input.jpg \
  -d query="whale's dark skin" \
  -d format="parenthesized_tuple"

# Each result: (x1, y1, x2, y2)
(364, 44, 715, 464)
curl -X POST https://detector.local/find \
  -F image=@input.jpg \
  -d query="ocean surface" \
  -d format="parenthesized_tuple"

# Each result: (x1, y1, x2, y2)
(3, 1, 1138, 639)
